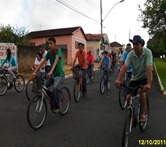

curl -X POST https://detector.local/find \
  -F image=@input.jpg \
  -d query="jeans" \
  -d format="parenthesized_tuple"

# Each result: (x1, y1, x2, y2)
(8, 66, 17, 82)
(45, 76, 63, 108)
(74, 65, 87, 91)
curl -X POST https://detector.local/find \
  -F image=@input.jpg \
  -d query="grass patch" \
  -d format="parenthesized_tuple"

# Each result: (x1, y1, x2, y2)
(154, 58, 166, 90)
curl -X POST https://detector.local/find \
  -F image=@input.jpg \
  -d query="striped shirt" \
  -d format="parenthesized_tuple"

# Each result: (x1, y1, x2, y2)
(45, 48, 64, 77)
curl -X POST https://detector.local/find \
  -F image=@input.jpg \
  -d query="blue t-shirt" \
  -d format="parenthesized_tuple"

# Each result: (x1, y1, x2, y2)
(2, 54, 16, 66)
(101, 56, 110, 68)
(122, 51, 132, 71)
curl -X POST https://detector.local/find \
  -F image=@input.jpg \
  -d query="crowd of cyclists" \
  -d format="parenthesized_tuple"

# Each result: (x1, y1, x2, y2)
(0, 35, 153, 132)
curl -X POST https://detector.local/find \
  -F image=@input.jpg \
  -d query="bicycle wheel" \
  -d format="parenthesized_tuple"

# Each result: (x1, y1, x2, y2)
(122, 108, 132, 147)
(14, 75, 25, 92)
(59, 87, 71, 116)
(100, 76, 105, 94)
(139, 95, 149, 132)
(26, 79, 38, 101)
(86, 74, 89, 85)
(91, 70, 95, 83)
(73, 80, 81, 102)
(0, 77, 8, 96)
(119, 84, 128, 110)
(106, 79, 110, 90)
(27, 93, 47, 130)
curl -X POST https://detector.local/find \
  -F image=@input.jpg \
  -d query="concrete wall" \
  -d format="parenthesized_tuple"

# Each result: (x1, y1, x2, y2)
(17, 45, 40, 73)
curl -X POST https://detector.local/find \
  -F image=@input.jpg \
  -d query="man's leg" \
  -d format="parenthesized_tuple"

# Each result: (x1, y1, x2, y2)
(82, 68, 87, 92)
(139, 91, 147, 121)
(52, 76, 63, 109)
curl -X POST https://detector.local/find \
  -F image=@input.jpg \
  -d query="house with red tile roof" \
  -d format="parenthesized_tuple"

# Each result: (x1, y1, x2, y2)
(86, 33, 111, 61)
(110, 41, 123, 54)
(28, 26, 87, 65)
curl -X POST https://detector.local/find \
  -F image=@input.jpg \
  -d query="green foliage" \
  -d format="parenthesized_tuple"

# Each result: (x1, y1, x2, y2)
(154, 58, 166, 90)
(0, 24, 30, 45)
(139, 0, 166, 56)
(139, 0, 166, 35)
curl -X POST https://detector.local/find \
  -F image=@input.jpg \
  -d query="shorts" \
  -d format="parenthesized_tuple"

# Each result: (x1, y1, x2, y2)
(88, 65, 94, 71)
(127, 78, 147, 96)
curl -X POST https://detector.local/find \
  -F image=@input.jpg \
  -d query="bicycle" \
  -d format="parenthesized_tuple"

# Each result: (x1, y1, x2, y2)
(99, 68, 111, 94)
(72, 67, 86, 102)
(27, 76, 71, 130)
(122, 85, 149, 147)
(86, 66, 95, 84)
(0, 67, 25, 96)
(25, 74, 45, 101)
(119, 70, 132, 110)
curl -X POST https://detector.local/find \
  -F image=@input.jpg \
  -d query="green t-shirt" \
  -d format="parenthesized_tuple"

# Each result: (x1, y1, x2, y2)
(45, 48, 64, 77)
(125, 47, 153, 81)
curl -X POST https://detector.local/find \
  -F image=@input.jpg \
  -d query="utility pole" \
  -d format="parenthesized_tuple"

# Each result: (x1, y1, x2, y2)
(100, 0, 125, 51)
(100, 0, 103, 50)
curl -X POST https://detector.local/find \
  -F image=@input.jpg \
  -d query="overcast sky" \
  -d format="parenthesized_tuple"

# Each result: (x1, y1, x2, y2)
(0, 0, 149, 46)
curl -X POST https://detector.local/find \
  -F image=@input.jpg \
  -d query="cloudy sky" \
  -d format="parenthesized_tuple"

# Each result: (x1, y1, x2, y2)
(0, 0, 149, 45)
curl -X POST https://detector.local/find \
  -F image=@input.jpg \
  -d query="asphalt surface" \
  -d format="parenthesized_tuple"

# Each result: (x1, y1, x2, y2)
(0, 69, 166, 147)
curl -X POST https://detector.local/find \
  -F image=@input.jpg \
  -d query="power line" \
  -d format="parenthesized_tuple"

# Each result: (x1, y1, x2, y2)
(49, 0, 99, 23)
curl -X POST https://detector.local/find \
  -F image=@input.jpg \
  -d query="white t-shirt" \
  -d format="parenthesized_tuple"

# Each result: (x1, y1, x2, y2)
(43, 50, 50, 65)
(34, 58, 45, 73)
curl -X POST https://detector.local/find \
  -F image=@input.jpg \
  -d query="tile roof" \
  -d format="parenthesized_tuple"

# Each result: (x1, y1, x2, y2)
(110, 41, 123, 47)
(86, 33, 105, 41)
(28, 26, 87, 40)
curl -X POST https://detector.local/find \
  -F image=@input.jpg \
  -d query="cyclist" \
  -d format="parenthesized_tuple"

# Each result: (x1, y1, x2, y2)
(115, 35, 153, 122)
(33, 52, 45, 77)
(32, 37, 64, 113)
(87, 50, 94, 79)
(39, 43, 51, 68)
(72, 42, 88, 95)
(0, 48, 17, 88)
(110, 51, 116, 71)
(121, 43, 133, 78)
(99, 51, 111, 79)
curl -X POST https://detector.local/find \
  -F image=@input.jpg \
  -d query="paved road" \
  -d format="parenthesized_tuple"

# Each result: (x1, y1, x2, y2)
(0, 70, 166, 147)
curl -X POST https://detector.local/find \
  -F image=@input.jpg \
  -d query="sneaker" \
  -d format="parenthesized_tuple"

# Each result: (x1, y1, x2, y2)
(51, 106, 59, 114)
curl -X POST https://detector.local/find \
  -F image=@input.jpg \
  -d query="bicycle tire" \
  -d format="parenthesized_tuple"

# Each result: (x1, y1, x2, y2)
(14, 75, 25, 92)
(26, 79, 38, 101)
(27, 93, 47, 130)
(73, 80, 81, 102)
(0, 77, 8, 96)
(139, 94, 149, 132)
(59, 87, 71, 116)
(91, 70, 95, 83)
(100, 76, 105, 94)
(122, 108, 132, 147)
(119, 84, 128, 110)
(106, 79, 110, 90)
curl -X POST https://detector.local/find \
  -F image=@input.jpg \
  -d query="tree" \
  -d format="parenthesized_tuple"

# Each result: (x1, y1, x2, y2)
(0, 24, 30, 45)
(139, 0, 166, 55)
(139, 0, 166, 35)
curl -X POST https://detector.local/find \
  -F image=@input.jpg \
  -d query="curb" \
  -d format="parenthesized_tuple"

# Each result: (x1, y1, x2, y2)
(154, 63, 166, 96)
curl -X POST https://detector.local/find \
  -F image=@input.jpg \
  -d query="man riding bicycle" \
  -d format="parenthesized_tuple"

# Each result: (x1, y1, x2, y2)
(72, 42, 88, 95)
(121, 43, 133, 78)
(32, 37, 64, 113)
(115, 35, 153, 123)
(87, 50, 94, 79)
(99, 51, 111, 79)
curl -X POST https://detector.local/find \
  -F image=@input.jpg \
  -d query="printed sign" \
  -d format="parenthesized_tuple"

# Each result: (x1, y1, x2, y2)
(0, 43, 17, 66)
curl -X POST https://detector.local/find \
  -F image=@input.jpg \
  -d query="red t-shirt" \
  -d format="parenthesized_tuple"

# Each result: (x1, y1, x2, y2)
(87, 54, 94, 65)
(75, 50, 87, 68)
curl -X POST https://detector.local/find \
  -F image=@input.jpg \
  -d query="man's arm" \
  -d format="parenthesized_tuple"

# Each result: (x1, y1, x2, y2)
(115, 63, 128, 88)
(72, 57, 77, 67)
(47, 56, 59, 77)
(144, 65, 152, 91)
